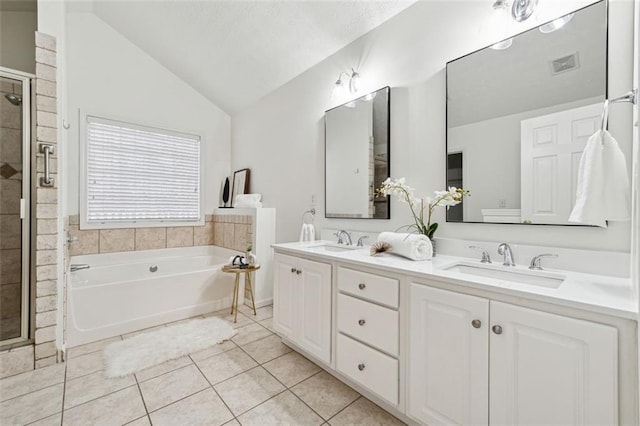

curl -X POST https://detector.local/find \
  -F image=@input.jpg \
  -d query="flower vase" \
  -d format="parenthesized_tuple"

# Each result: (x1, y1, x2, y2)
(245, 250, 256, 266)
(430, 238, 436, 257)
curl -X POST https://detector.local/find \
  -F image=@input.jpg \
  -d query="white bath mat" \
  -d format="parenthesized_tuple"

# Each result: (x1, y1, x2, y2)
(103, 316, 237, 378)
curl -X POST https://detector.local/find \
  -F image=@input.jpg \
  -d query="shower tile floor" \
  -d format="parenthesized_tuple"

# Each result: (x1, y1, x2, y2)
(0, 305, 405, 426)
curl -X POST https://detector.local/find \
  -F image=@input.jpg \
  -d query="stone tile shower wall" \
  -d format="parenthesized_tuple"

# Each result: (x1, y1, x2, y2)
(0, 77, 24, 342)
(33, 32, 60, 369)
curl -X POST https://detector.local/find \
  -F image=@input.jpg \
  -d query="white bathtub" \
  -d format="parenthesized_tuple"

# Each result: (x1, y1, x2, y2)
(66, 245, 242, 348)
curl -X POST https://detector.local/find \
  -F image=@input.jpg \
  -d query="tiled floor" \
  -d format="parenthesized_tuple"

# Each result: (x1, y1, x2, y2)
(0, 305, 405, 426)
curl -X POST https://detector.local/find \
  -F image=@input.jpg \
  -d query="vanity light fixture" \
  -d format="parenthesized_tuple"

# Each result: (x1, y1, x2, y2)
(539, 13, 574, 33)
(330, 68, 361, 99)
(492, 0, 538, 22)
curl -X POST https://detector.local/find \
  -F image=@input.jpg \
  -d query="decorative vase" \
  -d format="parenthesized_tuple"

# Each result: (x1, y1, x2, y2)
(245, 250, 256, 266)
(430, 238, 436, 257)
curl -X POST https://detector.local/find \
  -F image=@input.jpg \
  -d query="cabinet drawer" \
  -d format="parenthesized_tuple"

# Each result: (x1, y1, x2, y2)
(337, 293, 399, 356)
(337, 267, 399, 308)
(336, 333, 398, 406)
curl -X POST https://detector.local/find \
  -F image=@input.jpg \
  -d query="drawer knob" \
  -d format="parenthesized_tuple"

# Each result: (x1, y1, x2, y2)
(358, 363, 365, 371)
(358, 283, 366, 290)
(358, 319, 365, 326)
(296, 269, 302, 275)
(291, 267, 296, 273)
(471, 319, 482, 329)
(492, 325, 503, 335)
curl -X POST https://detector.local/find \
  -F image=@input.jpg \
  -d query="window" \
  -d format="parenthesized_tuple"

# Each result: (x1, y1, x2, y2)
(81, 115, 202, 228)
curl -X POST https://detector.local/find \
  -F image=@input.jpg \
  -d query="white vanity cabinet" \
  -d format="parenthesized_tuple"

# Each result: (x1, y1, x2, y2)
(409, 283, 618, 426)
(272, 253, 332, 363)
(336, 267, 400, 406)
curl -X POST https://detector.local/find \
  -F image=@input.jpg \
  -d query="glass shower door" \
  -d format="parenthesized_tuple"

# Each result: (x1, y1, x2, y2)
(0, 71, 31, 345)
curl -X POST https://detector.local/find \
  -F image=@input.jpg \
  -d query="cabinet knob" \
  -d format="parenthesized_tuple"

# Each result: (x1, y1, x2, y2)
(358, 319, 366, 326)
(291, 267, 296, 273)
(492, 325, 503, 335)
(358, 283, 366, 290)
(357, 363, 365, 371)
(296, 269, 302, 275)
(471, 319, 482, 329)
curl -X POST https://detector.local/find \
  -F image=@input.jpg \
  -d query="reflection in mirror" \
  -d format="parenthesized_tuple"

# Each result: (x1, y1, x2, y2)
(325, 87, 390, 219)
(446, 1, 606, 225)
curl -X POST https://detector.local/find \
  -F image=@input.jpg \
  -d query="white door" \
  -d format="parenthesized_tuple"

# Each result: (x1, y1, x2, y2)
(521, 103, 601, 224)
(408, 284, 489, 426)
(490, 301, 618, 425)
(272, 253, 297, 340)
(297, 258, 332, 363)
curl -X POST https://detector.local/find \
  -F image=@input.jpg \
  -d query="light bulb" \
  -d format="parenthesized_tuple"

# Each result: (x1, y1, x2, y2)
(349, 69, 360, 94)
(539, 13, 574, 34)
(490, 38, 513, 50)
(331, 77, 346, 100)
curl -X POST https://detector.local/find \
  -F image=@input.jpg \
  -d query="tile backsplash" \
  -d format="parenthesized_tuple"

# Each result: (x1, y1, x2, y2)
(67, 213, 253, 256)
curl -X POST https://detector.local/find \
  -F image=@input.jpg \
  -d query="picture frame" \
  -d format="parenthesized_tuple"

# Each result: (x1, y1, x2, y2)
(231, 168, 250, 207)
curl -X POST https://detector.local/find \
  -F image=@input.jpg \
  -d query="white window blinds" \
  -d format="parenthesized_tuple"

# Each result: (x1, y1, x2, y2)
(85, 116, 201, 225)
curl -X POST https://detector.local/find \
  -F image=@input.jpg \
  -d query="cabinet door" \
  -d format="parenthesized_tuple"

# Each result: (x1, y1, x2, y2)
(408, 284, 489, 426)
(490, 301, 618, 425)
(272, 253, 297, 340)
(297, 258, 332, 363)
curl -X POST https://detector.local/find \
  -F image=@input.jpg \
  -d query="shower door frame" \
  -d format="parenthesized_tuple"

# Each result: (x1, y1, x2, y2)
(0, 67, 33, 347)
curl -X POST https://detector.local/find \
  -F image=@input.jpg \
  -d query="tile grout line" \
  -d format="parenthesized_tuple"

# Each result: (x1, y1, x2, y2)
(60, 360, 68, 425)
(132, 369, 151, 421)
(188, 353, 240, 425)
(325, 395, 364, 424)
(234, 342, 328, 422)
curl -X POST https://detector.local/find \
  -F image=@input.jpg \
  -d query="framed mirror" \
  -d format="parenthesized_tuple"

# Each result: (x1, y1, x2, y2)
(446, 1, 607, 225)
(325, 86, 390, 219)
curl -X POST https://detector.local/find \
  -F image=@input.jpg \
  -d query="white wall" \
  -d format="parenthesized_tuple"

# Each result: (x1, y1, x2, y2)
(0, 10, 36, 73)
(231, 0, 635, 252)
(449, 97, 601, 222)
(65, 12, 231, 216)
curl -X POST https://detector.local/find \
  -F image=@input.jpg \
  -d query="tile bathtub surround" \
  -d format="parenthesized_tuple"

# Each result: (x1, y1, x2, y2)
(67, 215, 217, 255)
(0, 305, 406, 425)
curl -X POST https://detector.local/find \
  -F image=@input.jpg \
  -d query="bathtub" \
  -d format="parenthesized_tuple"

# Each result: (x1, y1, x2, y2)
(66, 245, 242, 348)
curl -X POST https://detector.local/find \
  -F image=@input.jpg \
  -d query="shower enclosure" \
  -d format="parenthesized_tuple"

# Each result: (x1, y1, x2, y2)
(0, 68, 32, 347)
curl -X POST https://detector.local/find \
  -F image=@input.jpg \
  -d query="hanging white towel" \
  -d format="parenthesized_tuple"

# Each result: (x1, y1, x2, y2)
(377, 232, 432, 261)
(299, 224, 315, 242)
(568, 129, 630, 227)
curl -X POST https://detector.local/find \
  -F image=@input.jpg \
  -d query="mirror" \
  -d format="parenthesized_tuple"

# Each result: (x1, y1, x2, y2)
(325, 86, 390, 219)
(446, 1, 607, 225)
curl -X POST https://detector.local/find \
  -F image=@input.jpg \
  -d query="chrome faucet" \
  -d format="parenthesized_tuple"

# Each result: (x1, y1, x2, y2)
(497, 243, 515, 266)
(70, 264, 90, 272)
(335, 230, 353, 245)
(357, 236, 369, 247)
(529, 253, 558, 270)
(469, 246, 492, 263)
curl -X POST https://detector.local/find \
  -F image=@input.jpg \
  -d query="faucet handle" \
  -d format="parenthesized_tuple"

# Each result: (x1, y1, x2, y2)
(333, 231, 343, 244)
(529, 253, 558, 270)
(469, 246, 492, 263)
(357, 236, 369, 247)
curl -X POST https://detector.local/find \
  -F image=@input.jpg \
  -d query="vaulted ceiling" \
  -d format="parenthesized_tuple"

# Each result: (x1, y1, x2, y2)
(89, 1, 416, 114)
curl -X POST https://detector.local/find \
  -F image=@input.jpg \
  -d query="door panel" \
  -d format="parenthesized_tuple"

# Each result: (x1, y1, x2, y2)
(409, 284, 489, 426)
(490, 301, 618, 425)
(272, 254, 297, 340)
(297, 258, 331, 363)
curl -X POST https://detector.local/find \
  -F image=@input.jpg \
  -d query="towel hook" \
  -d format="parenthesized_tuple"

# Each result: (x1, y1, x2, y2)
(302, 208, 315, 224)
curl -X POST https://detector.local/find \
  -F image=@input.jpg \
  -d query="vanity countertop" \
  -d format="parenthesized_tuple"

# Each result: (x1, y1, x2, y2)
(272, 241, 638, 320)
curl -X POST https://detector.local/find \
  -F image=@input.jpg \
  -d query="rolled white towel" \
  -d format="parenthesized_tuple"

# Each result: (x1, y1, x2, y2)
(378, 232, 433, 261)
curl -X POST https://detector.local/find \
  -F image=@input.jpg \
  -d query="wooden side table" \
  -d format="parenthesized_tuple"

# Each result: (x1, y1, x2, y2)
(222, 264, 259, 323)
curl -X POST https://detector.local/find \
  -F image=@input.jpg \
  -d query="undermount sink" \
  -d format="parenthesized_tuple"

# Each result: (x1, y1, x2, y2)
(307, 243, 361, 253)
(442, 261, 565, 289)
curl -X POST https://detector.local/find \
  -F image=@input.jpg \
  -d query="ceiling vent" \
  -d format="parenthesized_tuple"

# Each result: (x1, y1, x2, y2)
(550, 53, 580, 75)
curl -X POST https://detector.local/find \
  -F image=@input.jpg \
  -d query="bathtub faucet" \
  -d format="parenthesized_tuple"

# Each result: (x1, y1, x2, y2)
(70, 264, 90, 272)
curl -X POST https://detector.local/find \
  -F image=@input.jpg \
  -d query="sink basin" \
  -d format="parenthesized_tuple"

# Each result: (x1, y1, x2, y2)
(442, 261, 565, 288)
(307, 243, 361, 253)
